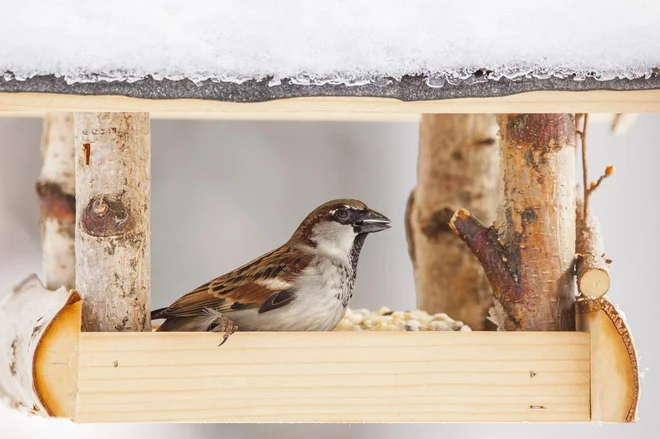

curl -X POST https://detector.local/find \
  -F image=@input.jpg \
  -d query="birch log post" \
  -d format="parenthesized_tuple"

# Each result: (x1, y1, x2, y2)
(450, 114, 577, 331)
(35, 113, 76, 291)
(405, 114, 499, 330)
(74, 112, 151, 332)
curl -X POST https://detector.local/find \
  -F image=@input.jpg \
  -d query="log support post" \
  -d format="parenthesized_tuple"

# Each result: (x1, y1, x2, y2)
(74, 112, 151, 332)
(36, 113, 76, 291)
(450, 114, 577, 331)
(406, 114, 500, 330)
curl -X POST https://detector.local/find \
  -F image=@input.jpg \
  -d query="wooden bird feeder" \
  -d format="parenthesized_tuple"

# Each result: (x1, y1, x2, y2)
(0, 2, 648, 424)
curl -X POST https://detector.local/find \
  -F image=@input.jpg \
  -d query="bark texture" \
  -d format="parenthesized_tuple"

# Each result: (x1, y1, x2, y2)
(35, 113, 76, 291)
(451, 114, 576, 331)
(405, 114, 499, 330)
(0, 274, 81, 417)
(576, 197, 611, 298)
(75, 112, 151, 332)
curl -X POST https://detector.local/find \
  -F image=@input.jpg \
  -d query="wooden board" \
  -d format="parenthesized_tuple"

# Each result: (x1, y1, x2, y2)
(72, 331, 590, 423)
(1, 90, 660, 120)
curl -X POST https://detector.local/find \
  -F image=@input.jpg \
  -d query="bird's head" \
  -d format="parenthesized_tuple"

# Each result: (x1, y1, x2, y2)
(289, 199, 391, 261)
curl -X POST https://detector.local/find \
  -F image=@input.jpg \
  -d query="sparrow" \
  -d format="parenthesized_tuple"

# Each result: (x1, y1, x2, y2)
(150, 198, 391, 344)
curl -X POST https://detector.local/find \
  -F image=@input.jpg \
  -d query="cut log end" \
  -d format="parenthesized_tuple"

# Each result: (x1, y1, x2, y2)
(34, 298, 81, 418)
(449, 207, 471, 228)
(576, 196, 611, 298)
(578, 268, 611, 298)
(448, 208, 490, 245)
(576, 296, 639, 422)
(0, 274, 81, 418)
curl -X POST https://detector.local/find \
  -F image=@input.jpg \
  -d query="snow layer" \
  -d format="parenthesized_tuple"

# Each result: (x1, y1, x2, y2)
(1, 0, 659, 87)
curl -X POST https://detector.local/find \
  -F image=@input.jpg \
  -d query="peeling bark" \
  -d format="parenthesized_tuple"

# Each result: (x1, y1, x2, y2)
(451, 114, 576, 331)
(74, 112, 151, 332)
(0, 274, 81, 417)
(405, 114, 499, 330)
(36, 113, 76, 291)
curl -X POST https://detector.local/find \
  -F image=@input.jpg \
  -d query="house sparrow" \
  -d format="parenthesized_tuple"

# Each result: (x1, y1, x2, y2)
(151, 199, 391, 344)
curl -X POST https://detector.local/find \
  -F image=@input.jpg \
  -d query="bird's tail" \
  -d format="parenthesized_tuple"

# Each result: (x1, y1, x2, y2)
(151, 307, 222, 332)
(150, 307, 167, 320)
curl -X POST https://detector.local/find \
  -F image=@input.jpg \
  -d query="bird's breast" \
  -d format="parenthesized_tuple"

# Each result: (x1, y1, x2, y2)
(227, 257, 355, 332)
(301, 257, 354, 305)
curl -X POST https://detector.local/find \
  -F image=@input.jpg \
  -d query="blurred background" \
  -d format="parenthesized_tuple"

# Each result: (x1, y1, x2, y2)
(0, 115, 657, 438)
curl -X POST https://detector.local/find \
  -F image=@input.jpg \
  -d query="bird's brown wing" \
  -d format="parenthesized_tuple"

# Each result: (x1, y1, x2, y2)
(152, 245, 311, 319)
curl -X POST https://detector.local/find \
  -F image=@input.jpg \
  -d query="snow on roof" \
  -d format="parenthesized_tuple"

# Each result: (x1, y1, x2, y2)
(1, 0, 659, 101)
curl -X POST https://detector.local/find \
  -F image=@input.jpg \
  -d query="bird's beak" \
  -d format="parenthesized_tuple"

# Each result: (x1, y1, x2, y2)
(355, 209, 391, 233)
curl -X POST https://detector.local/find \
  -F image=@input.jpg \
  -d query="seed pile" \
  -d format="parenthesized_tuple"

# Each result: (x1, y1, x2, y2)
(334, 307, 471, 331)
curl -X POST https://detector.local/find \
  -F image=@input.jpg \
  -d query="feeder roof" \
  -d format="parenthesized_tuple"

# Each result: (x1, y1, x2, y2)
(1, 0, 659, 116)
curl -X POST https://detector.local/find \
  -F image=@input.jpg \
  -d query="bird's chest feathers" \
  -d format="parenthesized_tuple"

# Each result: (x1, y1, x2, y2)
(296, 257, 355, 308)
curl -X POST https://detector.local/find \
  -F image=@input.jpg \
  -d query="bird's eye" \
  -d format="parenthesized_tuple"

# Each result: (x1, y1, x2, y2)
(334, 208, 349, 221)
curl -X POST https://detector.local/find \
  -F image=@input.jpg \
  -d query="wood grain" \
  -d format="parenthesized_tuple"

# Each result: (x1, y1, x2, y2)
(35, 298, 82, 418)
(73, 331, 590, 423)
(1, 90, 660, 120)
(0, 274, 80, 417)
(576, 296, 639, 422)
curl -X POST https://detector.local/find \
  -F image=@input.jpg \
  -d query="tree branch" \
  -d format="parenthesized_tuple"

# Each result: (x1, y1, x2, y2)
(575, 112, 614, 298)
(449, 209, 519, 306)
(575, 194, 611, 298)
(588, 164, 615, 195)
(452, 114, 577, 331)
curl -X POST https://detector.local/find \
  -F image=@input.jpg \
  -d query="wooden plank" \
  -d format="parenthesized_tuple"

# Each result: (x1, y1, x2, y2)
(1, 90, 660, 120)
(73, 331, 590, 423)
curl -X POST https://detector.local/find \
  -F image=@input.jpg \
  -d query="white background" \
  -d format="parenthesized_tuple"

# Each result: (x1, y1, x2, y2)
(1, 115, 657, 438)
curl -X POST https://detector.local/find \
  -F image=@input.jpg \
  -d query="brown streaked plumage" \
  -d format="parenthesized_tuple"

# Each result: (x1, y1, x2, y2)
(151, 198, 391, 344)
(153, 246, 311, 319)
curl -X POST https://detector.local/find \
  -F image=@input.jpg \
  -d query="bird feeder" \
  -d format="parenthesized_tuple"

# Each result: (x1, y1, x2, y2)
(0, 2, 648, 424)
